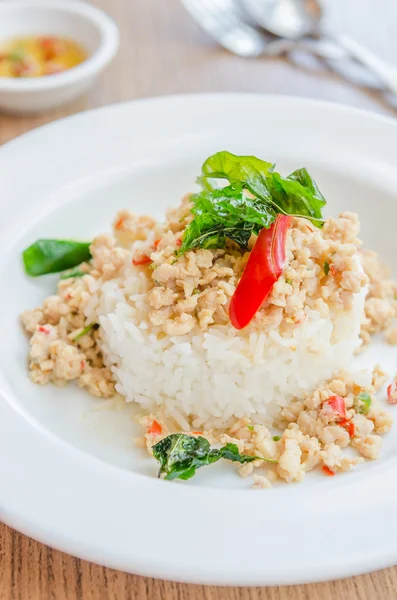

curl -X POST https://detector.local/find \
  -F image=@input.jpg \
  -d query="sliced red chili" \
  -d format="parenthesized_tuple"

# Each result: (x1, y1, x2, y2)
(387, 382, 397, 404)
(114, 217, 125, 230)
(132, 254, 152, 266)
(322, 466, 335, 476)
(326, 396, 346, 420)
(229, 215, 291, 330)
(147, 420, 162, 436)
(346, 422, 355, 437)
(40, 37, 62, 60)
(339, 418, 355, 438)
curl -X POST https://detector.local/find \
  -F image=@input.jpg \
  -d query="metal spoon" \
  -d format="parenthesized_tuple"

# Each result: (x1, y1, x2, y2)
(241, 0, 397, 95)
(181, 0, 347, 60)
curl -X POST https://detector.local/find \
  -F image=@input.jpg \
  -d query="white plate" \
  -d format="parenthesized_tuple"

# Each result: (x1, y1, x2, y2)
(1, 94, 397, 586)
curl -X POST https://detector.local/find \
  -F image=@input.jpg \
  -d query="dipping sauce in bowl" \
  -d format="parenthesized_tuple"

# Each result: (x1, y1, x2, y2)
(0, 36, 87, 77)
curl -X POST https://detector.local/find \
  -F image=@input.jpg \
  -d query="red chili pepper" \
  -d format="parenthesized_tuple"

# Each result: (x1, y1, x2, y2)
(147, 420, 162, 436)
(38, 326, 50, 335)
(387, 382, 397, 404)
(326, 396, 346, 420)
(40, 37, 62, 60)
(132, 254, 152, 266)
(115, 217, 124, 230)
(346, 422, 355, 437)
(322, 466, 335, 476)
(339, 418, 355, 437)
(40, 37, 57, 49)
(191, 431, 203, 435)
(329, 264, 337, 277)
(153, 239, 161, 250)
(229, 215, 291, 329)
(176, 238, 182, 248)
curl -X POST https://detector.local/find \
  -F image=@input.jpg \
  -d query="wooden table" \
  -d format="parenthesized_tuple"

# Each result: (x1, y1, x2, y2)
(1, 0, 396, 598)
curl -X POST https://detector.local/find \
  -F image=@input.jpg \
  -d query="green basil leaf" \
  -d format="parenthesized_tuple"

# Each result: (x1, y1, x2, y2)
(288, 167, 327, 204)
(193, 185, 275, 229)
(218, 443, 257, 464)
(200, 151, 325, 227)
(180, 184, 275, 253)
(179, 220, 226, 254)
(268, 171, 326, 226)
(23, 239, 92, 277)
(224, 223, 255, 249)
(201, 151, 274, 202)
(152, 434, 276, 481)
(152, 434, 214, 481)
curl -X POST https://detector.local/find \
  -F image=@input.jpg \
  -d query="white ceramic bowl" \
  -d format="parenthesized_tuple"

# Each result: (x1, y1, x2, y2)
(0, 0, 119, 114)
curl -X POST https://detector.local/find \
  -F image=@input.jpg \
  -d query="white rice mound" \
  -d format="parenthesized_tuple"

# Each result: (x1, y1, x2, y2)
(88, 262, 367, 431)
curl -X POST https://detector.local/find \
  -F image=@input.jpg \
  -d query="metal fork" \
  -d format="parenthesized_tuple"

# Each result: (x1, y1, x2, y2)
(181, 0, 347, 60)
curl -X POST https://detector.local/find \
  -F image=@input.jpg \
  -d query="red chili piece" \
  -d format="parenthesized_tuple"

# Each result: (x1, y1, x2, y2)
(132, 254, 152, 266)
(346, 422, 355, 437)
(329, 264, 337, 277)
(387, 382, 397, 404)
(229, 215, 291, 330)
(40, 37, 62, 60)
(339, 418, 355, 438)
(326, 396, 346, 420)
(147, 420, 162, 436)
(38, 326, 50, 335)
(322, 466, 335, 476)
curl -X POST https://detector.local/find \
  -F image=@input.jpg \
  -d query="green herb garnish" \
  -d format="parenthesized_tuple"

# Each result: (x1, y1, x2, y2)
(8, 48, 25, 62)
(60, 266, 87, 280)
(324, 261, 330, 276)
(23, 239, 92, 277)
(272, 435, 281, 441)
(180, 152, 326, 253)
(285, 279, 292, 285)
(354, 392, 372, 415)
(247, 424, 254, 431)
(73, 323, 98, 342)
(152, 433, 276, 481)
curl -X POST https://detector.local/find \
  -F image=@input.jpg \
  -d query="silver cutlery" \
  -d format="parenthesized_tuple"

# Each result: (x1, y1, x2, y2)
(181, 0, 348, 61)
(241, 0, 397, 95)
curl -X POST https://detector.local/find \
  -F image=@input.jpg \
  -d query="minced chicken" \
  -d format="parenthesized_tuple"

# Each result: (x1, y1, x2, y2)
(20, 195, 396, 484)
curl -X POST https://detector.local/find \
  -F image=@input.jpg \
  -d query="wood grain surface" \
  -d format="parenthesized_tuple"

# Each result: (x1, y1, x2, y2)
(1, 0, 396, 598)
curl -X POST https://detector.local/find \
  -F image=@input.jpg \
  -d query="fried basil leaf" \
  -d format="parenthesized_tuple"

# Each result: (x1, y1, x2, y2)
(152, 434, 276, 481)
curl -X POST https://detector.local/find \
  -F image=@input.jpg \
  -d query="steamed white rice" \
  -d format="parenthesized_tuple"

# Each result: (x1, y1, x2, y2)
(86, 263, 367, 431)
